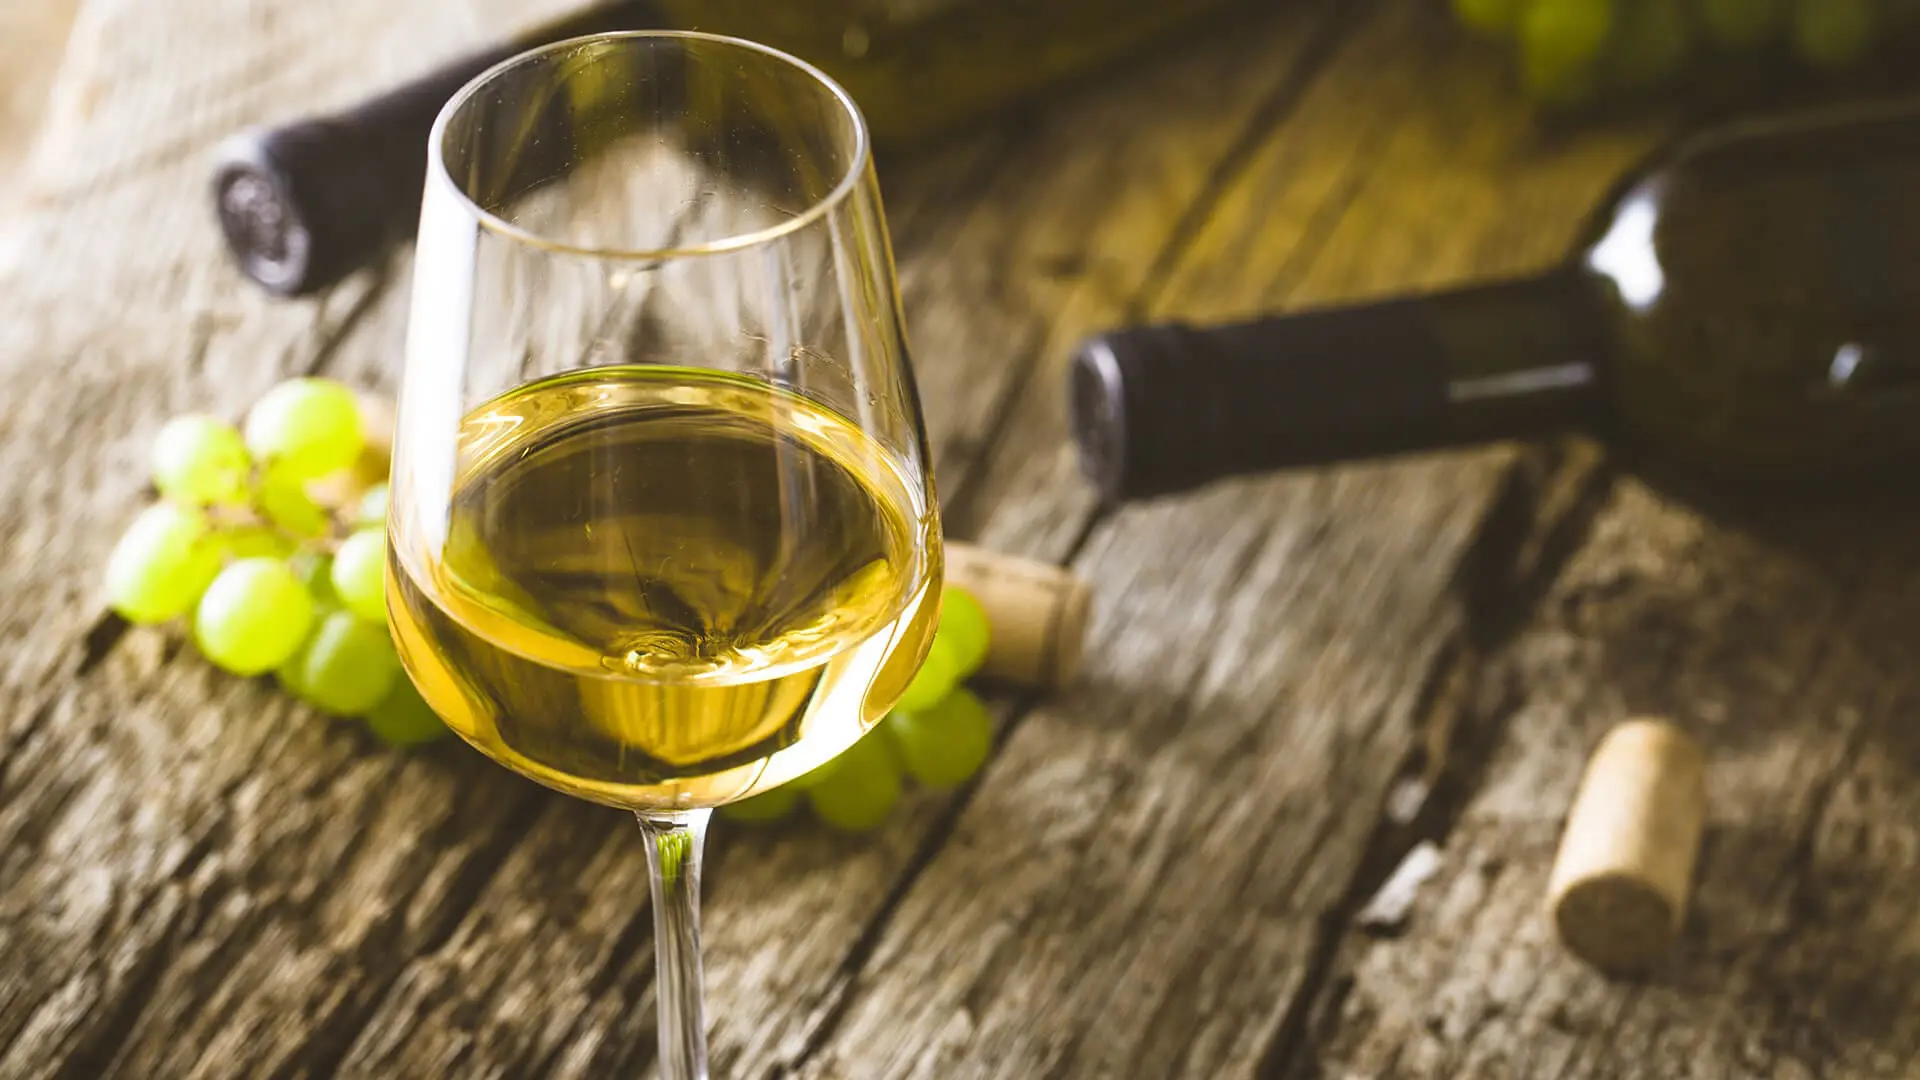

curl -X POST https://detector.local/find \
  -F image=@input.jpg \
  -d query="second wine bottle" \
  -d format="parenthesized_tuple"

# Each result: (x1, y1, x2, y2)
(1069, 99, 1920, 502)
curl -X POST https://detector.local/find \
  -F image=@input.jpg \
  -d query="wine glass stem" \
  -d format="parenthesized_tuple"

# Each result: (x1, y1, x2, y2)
(637, 808, 713, 1080)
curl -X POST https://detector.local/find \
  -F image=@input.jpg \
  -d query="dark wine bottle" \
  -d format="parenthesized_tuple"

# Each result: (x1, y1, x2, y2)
(212, 0, 1246, 297)
(1068, 99, 1920, 502)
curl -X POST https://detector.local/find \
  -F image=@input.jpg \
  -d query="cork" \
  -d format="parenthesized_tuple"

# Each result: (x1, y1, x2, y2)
(1546, 718, 1707, 977)
(943, 542, 1092, 690)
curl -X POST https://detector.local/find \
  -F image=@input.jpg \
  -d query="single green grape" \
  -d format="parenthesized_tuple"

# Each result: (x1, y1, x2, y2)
(290, 610, 400, 715)
(1521, 0, 1614, 105)
(806, 732, 902, 832)
(1453, 0, 1524, 35)
(291, 551, 338, 608)
(1697, 0, 1782, 50)
(331, 528, 388, 625)
(258, 468, 330, 539)
(194, 557, 316, 676)
(721, 785, 802, 823)
(938, 586, 991, 677)
(151, 415, 252, 505)
(1792, 0, 1875, 70)
(1604, 0, 1692, 93)
(215, 525, 295, 563)
(356, 483, 390, 527)
(275, 639, 314, 700)
(105, 503, 222, 624)
(364, 678, 450, 747)
(886, 687, 995, 791)
(782, 755, 836, 791)
(244, 378, 364, 481)
(894, 635, 963, 713)
(273, 601, 335, 701)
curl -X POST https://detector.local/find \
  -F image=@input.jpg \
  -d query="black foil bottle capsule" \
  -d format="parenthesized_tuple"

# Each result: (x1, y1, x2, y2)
(1069, 100, 1920, 503)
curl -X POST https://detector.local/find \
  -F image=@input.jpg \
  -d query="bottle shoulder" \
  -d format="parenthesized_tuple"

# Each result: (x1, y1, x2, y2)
(1577, 102, 1920, 319)
(1564, 99, 1920, 483)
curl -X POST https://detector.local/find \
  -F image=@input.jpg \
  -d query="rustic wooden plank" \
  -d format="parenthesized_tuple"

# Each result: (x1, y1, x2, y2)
(328, 7, 1361, 1077)
(1308, 481, 1920, 1080)
(787, 3, 1674, 1076)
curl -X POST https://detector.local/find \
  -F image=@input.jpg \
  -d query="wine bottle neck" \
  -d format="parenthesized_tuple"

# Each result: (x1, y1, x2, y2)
(1069, 270, 1607, 501)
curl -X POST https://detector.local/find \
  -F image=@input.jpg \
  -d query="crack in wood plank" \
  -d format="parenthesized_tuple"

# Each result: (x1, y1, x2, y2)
(1308, 476, 1920, 1077)
(1546, 986, 1644, 1080)
(760, 733, 1019, 1080)
(290, 784, 549, 1080)
(519, 887, 664, 1080)
(756, 3, 1680, 1073)
(1255, 445, 1616, 1080)
(940, 0, 1373, 536)
(298, 264, 394, 377)
(764, 513, 1119, 1080)
(25, 895, 186, 1080)
(72, 615, 128, 678)
(1765, 701, 1872, 946)
(45, 901, 185, 1080)
(0, 695, 62, 805)
(1125, 0, 1377, 323)
(756, 46, 1401, 1042)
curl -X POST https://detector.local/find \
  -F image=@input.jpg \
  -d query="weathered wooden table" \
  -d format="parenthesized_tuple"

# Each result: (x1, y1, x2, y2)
(3, 1, 1916, 1077)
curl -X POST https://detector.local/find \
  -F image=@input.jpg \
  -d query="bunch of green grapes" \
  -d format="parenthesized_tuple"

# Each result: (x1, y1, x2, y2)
(103, 378, 447, 747)
(722, 586, 998, 832)
(1454, 0, 1920, 107)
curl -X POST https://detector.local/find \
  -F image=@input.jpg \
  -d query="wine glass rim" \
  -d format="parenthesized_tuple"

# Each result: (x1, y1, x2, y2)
(427, 29, 872, 261)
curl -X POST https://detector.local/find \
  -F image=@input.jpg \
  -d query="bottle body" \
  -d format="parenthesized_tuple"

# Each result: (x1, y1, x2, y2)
(1581, 100, 1920, 485)
(1070, 99, 1920, 502)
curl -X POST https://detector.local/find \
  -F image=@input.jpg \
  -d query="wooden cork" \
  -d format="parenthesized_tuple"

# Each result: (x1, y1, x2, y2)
(1546, 718, 1707, 977)
(943, 541, 1092, 691)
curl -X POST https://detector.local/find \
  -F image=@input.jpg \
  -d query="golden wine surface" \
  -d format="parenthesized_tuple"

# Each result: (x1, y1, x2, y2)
(388, 366, 940, 811)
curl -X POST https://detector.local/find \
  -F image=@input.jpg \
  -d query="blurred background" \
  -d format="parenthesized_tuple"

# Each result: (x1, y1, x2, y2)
(0, 0, 80, 205)
(12, 0, 1920, 201)
(12, 0, 1920, 263)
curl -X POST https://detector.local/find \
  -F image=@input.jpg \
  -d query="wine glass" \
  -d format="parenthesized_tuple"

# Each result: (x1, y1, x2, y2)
(386, 32, 942, 1078)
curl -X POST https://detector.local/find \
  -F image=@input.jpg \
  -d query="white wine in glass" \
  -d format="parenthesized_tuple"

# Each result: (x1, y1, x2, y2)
(386, 32, 941, 1079)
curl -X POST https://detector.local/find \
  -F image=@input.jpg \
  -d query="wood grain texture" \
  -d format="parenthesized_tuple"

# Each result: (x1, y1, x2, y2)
(787, 5, 1669, 1078)
(1310, 481, 1920, 1080)
(4, 0, 1910, 1077)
